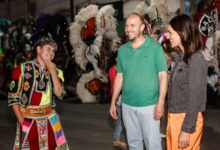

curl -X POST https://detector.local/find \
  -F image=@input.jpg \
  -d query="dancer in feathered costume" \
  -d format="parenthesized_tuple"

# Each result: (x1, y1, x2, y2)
(69, 4, 119, 103)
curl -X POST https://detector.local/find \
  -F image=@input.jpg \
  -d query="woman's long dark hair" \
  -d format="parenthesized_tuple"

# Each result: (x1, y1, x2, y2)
(169, 14, 202, 61)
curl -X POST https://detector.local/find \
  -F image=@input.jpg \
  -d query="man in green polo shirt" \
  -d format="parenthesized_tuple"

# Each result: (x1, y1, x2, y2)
(109, 13, 168, 150)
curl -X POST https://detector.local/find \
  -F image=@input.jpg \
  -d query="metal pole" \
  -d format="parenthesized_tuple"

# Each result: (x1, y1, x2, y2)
(190, 0, 197, 16)
(5, 0, 10, 19)
(70, 0, 74, 22)
(27, 0, 30, 15)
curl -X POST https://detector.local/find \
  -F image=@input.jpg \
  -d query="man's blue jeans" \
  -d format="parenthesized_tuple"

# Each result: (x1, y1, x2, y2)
(122, 103, 162, 150)
(113, 105, 123, 141)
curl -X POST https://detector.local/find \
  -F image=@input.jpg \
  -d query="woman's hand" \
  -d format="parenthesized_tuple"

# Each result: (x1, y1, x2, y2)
(178, 131, 190, 149)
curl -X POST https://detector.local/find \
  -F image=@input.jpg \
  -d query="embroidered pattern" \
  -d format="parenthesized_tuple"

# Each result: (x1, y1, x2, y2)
(14, 123, 21, 150)
(20, 61, 35, 106)
(21, 120, 32, 148)
(10, 81, 16, 90)
(45, 71, 49, 79)
(13, 119, 33, 150)
(23, 81, 30, 91)
(36, 71, 49, 92)
(10, 60, 68, 149)
(13, 113, 69, 150)
(35, 70, 40, 78)
(49, 113, 69, 149)
(17, 75, 22, 94)
(24, 72, 32, 80)
(39, 80, 46, 89)
(37, 118, 48, 150)
(21, 94, 28, 104)
(25, 64, 32, 71)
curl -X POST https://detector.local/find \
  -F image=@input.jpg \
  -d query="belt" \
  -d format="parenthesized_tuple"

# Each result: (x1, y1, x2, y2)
(20, 105, 54, 117)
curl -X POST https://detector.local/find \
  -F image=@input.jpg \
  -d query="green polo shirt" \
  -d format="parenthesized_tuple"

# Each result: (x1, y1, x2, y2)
(117, 36, 167, 107)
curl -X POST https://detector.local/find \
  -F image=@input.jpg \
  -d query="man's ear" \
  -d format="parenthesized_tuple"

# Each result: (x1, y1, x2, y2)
(36, 46, 40, 53)
(140, 23, 145, 33)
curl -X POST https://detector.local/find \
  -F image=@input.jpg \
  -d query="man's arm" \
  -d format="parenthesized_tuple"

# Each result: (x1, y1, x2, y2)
(46, 61, 63, 97)
(109, 73, 123, 120)
(154, 71, 168, 120)
(8, 65, 24, 124)
(12, 104, 24, 124)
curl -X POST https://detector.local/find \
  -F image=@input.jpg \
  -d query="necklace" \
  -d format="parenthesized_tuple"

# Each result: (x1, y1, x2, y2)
(35, 59, 47, 90)
(38, 71, 46, 89)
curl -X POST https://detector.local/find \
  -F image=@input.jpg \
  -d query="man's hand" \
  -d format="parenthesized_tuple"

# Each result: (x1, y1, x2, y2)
(43, 59, 63, 96)
(19, 118, 24, 125)
(153, 103, 164, 120)
(44, 60, 56, 73)
(178, 131, 190, 149)
(109, 104, 118, 120)
(12, 105, 24, 125)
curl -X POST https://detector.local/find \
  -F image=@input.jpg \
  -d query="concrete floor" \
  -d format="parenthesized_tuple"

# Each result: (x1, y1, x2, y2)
(0, 96, 220, 150)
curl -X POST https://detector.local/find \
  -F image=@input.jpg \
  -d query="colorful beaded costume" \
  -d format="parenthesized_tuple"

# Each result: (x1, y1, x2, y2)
(8, 60, 69, 150)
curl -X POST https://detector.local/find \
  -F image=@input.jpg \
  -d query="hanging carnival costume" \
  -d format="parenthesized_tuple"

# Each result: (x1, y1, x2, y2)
(199, 7, 219, 72)
(8, 60, 69, 150)
(69, 4, 119, 103)
(123, 0, 179, 38)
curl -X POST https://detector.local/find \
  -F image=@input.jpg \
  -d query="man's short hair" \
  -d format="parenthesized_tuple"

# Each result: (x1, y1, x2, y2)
(127, 12, 145, 25)
(127, 13, 146, 34)
(33, 37, 57, 57)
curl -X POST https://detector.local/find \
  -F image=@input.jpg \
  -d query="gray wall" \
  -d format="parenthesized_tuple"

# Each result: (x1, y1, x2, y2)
(0, 0, 28, 20)
(0, 0, 182, 22)
(0, 0, 122, 21)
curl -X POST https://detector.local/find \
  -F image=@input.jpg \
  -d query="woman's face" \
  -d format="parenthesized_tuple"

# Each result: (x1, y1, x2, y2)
(167, 25, 184, 50)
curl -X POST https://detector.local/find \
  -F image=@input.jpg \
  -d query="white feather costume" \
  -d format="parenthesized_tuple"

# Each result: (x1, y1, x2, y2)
(69, 4, 119, 103)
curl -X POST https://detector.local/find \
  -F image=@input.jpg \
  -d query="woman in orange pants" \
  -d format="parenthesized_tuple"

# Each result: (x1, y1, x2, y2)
(166, 14, 208, 150)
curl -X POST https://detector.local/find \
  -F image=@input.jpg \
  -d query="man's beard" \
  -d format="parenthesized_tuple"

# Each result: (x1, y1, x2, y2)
(128, 32, 141, 42)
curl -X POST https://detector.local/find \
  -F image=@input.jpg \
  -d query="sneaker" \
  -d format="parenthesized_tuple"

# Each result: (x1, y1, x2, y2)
(160, 133, 166, 138)
(112, 140, 127, 149)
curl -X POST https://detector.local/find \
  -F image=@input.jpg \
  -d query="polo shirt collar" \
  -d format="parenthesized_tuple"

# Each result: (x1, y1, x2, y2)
(128, 35, 151, 50)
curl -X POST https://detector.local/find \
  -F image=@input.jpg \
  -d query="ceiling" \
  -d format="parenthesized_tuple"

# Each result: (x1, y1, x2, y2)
(0, 0, 17, 4)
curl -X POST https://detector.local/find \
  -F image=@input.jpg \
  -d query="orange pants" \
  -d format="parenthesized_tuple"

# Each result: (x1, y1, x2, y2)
(166, 112, 203, 150)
